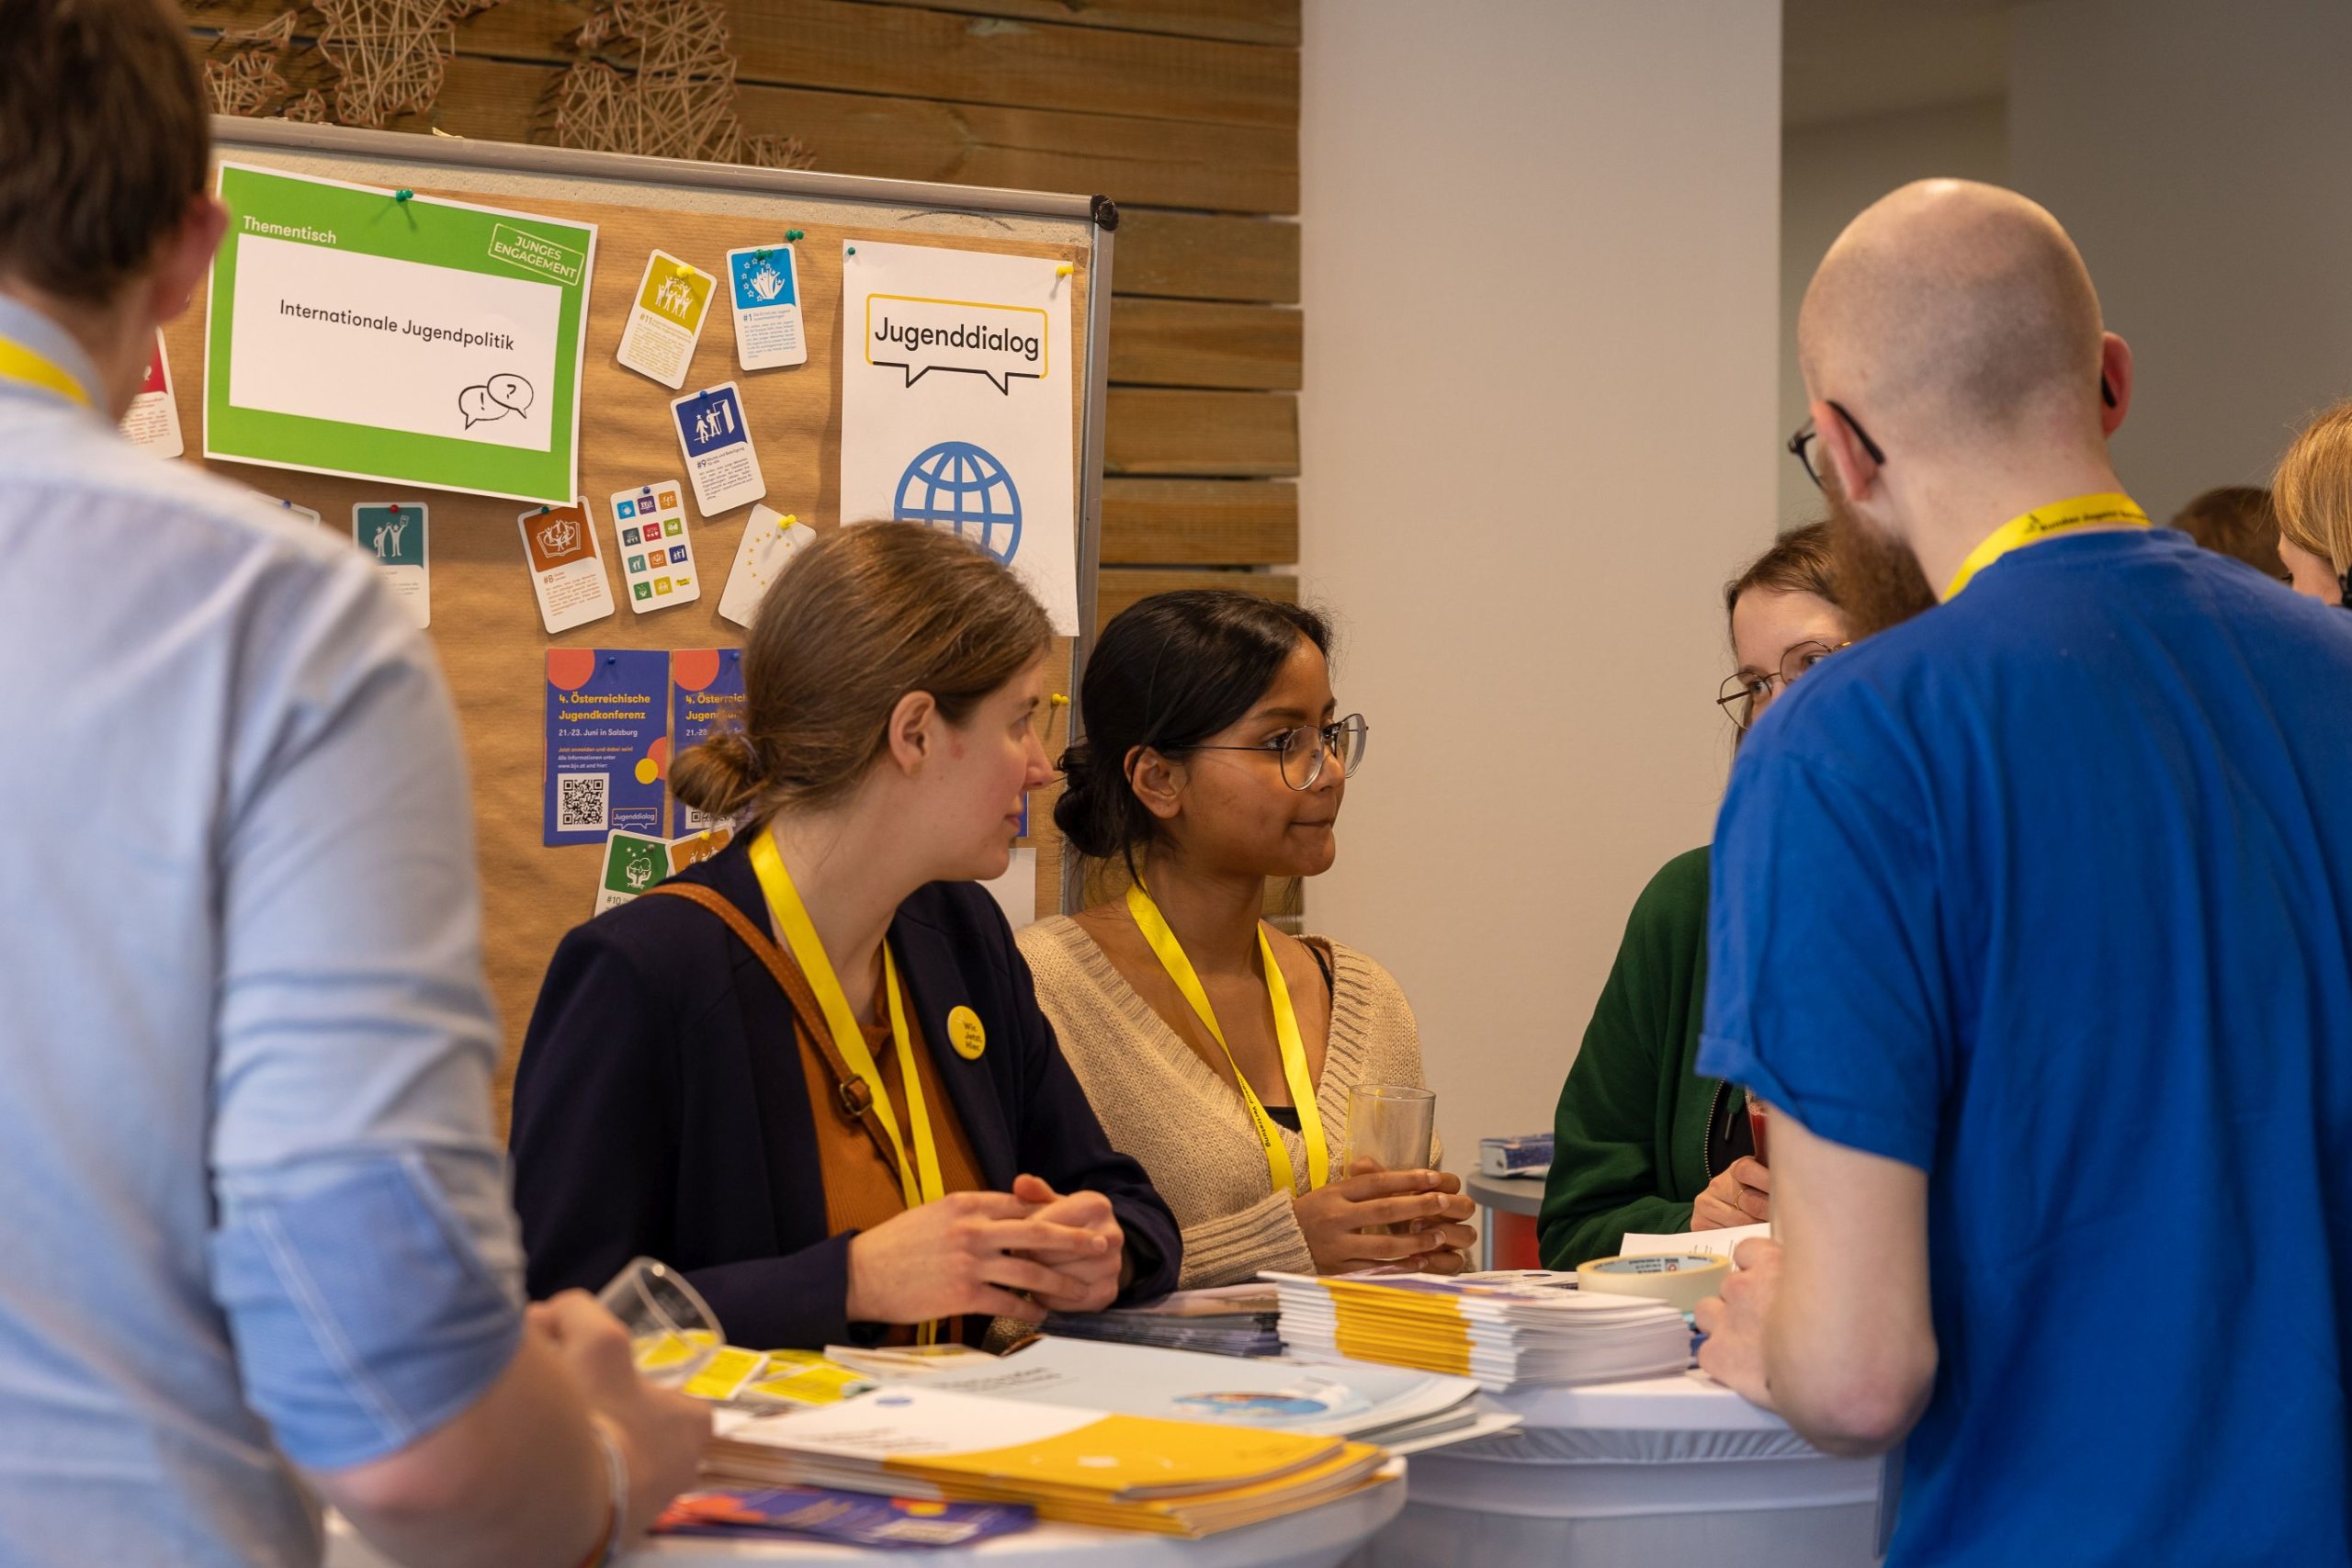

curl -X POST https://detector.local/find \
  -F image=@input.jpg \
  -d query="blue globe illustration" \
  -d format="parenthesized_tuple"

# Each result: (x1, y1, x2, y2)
(893, 440, 1023, 564)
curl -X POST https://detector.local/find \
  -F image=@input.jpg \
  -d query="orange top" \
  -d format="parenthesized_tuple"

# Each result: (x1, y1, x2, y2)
(786, 958, 987, 1344)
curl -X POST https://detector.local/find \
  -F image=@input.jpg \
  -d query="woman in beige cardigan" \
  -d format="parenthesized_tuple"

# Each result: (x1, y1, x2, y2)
(1019, 591, 1476, 1288)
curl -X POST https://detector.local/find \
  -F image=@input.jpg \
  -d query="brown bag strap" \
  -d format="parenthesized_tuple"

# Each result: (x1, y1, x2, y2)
(640, 883, 894, 1157)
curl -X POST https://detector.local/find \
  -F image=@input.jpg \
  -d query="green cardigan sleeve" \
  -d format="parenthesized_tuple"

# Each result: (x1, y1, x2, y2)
(1538, 846, 1716, 1268)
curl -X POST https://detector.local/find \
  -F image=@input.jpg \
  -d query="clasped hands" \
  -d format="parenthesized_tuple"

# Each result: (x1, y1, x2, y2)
(845, 1173, 1125, 1326)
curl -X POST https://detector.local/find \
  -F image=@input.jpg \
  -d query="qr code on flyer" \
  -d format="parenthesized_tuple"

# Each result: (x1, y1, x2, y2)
(557, 772, 609, 832)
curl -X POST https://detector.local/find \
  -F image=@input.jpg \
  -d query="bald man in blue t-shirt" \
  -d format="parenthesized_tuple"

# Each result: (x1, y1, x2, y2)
(1695, 179, 2352, 1566)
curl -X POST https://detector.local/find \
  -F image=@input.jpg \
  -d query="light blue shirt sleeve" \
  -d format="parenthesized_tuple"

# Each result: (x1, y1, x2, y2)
(203, 531, 523, 1472)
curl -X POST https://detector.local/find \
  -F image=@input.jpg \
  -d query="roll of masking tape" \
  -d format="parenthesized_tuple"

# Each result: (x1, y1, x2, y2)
(1576, 1253, 1731, 1313)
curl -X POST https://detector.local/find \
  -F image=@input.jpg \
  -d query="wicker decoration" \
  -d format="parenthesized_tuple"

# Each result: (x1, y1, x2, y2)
(202, 11, 302, 118)
(279, 87, 333, 123)
(313, 0, 499, 130)
(548, 0, 813, 169)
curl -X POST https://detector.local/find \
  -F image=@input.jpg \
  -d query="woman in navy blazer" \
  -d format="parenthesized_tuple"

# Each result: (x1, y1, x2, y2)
(509, 524, 1179, 1349)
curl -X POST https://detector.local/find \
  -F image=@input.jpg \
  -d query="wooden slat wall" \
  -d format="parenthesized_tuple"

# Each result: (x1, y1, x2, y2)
(181, 0, 1302, 610)
(181, 0, 1302, 934)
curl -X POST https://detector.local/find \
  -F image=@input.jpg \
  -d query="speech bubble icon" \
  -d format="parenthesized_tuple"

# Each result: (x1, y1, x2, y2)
(457, 384, 502, 429)
(488, 372, 534, 415)
(865, 295, 1048, 395)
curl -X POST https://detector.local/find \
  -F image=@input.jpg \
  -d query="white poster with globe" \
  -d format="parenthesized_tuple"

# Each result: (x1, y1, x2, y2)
(838, 241, 1079, 634)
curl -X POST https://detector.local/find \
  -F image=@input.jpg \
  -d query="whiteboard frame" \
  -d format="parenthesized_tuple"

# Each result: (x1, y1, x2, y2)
(210, 118, 1114, 916)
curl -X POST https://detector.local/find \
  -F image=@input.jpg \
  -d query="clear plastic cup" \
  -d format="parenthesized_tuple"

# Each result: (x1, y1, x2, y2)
(598, 1257, 724, 1387)
(1344, 1085, 1438, 1235)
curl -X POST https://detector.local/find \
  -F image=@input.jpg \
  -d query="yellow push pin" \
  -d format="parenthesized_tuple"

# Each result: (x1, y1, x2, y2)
(1054, 264, 1074, 277)
(1050, 693, 1069, 706)
(673, 260, 691, 277)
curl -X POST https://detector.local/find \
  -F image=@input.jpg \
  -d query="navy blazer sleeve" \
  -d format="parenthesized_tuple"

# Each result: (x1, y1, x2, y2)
(1000, 910, 1182, 1303)
(509, 919, 679, 1300)
(509, 912, 861, 1349)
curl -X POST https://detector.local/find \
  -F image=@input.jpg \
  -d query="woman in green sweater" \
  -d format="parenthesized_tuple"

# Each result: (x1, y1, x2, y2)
(1539, 524, 1852, 1268)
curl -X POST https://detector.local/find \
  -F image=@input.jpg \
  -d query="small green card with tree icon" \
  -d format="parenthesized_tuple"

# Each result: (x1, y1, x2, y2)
(596, 829, 673, 914)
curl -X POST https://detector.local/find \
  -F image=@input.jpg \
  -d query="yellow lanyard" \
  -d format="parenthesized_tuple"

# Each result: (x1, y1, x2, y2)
(1125, 881, 1329, 1195)
(1944, 491, 2151, 600)
(749, 829, 944, 1213)
(0, 336, 94, 409)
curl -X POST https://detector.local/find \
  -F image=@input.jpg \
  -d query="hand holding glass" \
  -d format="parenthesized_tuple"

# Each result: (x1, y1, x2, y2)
(1344, 1085, 1438, 1234)
(598, 1257, 723, 1386)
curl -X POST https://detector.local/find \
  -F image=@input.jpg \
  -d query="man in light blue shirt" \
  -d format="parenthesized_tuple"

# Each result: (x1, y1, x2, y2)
(0, 3, 706, 1563)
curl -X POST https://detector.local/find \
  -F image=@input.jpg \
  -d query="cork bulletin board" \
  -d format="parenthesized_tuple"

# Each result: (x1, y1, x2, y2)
(165, 120, 1112, 1118)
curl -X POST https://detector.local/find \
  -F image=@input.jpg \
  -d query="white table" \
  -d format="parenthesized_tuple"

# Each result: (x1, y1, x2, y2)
(325, 1468, 1403, 1568)
(1347, 1371, 1885, 1568)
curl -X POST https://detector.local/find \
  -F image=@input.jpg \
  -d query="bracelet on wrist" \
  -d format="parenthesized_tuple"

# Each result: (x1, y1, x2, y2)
(575, 1418, 628, 1568)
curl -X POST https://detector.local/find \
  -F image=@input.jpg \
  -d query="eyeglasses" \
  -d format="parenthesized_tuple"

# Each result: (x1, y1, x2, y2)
(1716, 641, 1849, 730)
(1787, 378, 2116, 491)
(1173, 714, 1370, 791)
(1786, 402, 1884, 491)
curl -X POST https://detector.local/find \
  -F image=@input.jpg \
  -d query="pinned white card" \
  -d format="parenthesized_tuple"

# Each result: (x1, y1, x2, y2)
(609, 480, 701, 613)
(517, 498, 616, 633)
(725, 244, 808, 372)
(671, 382, 765, 516)
(353, 502, 429, 629)
(719, 504, 818, 628)
(120, 330, 182, 457)
(616, 250, 718, 390)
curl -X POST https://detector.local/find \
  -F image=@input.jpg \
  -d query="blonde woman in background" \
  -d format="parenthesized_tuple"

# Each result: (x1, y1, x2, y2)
(2275, 401, 2352, 606)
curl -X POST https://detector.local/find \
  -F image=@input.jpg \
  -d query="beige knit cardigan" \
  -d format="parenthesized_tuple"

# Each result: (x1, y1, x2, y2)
(1017, 915, 1434, 1289)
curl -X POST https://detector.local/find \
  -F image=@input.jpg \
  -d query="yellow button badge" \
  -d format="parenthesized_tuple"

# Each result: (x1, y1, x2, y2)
(945, 1005, 987, 1060)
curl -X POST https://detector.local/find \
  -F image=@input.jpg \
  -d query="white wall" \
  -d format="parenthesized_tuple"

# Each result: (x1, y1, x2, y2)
(1298, 1, 1781, 1168)
(2010, 0, 2352, 522)
(1778, 99, 2009, 527)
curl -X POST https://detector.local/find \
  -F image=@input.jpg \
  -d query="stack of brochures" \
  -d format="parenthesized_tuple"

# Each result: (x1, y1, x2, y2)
(1265, 1270, 1692, 1392)
(1043, 1282, 1283, 1358)
(705, 1385, 1401, 1537)
(653, 1485, 1033, 1548)
(859, 1333, 1518, 1455)
(1477, 1133, 1555, 1178)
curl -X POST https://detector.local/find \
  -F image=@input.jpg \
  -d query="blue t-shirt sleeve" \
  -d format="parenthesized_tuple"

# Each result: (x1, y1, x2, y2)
(1698, 739, 1951, 1171)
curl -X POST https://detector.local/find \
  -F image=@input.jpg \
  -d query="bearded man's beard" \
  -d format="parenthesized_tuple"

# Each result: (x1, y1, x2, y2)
(1823, 482, 1939, 637)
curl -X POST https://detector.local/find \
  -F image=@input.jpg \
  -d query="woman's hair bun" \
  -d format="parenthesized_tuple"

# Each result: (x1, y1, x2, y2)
(670, 724, 766, 822)
(1051, 740, 1127, 862)
(711, 726, 763, 778)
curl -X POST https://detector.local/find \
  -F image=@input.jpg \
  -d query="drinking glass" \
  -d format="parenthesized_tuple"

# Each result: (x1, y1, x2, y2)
(599, 1257, 723, 1387)
(1344, 1085, 1439, 1237)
